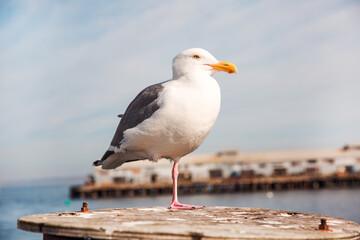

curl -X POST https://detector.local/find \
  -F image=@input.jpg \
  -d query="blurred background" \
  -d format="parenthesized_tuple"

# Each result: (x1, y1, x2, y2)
(1, 1, 360, 239)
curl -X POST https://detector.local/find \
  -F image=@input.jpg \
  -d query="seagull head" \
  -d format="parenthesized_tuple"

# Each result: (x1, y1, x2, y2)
(172, 48, 237, 79)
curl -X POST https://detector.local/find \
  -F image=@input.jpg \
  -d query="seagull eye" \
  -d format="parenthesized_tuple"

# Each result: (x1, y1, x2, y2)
(193, 55, 200, 59)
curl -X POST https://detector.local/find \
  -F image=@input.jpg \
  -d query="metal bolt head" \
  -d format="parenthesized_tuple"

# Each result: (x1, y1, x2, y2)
(81, 202, 89, 212)
(319, 218, 330, 231)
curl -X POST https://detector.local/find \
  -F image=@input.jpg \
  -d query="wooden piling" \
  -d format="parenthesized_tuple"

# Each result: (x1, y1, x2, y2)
(18, 207, 360, 240)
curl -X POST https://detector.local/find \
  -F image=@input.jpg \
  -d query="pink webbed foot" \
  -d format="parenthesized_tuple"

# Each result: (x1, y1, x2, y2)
(169, 201, 205, 210)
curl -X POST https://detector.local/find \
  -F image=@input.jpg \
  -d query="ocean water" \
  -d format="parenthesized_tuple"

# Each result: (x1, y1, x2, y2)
(0, 184, 359, 240)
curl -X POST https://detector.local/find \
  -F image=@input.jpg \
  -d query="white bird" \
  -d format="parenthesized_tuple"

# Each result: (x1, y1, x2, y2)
(94, 48, 237, 209)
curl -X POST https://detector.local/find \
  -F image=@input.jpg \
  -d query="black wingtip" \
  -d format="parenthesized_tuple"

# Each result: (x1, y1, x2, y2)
(93, 160, 102, 166)
(118, 114, 124, 118)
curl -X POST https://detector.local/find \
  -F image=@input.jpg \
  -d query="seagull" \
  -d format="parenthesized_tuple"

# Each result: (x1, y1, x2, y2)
(94, 48, 237, 209)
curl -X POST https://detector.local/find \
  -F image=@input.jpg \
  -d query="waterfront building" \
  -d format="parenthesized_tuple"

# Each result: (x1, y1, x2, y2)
(91, 144, 360, 186)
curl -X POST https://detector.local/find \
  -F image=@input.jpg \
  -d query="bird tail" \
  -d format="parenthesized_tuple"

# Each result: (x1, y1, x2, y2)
(93, 151, 145, 170)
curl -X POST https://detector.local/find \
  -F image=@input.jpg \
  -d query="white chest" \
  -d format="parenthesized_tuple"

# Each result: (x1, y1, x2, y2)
(123, 75, 221, 159)
(159, 76, 221, 133)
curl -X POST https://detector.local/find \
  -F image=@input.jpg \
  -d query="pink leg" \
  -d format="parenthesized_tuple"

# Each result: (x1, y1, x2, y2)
(169, 161, 204, 210)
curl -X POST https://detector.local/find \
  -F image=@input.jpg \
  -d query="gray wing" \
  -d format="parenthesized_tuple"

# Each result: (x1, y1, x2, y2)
(95, 83, 164, 166)
(111, 82, 164, 147)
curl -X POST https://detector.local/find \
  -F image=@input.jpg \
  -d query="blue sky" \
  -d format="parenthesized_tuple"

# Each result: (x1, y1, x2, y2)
(1, 0, 360, 184)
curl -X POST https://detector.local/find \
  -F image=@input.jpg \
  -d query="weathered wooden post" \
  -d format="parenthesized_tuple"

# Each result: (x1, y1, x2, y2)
(17, 204, 360, 240)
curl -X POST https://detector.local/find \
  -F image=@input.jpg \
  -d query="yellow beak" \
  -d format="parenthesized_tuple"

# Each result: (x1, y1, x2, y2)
(208, 61, 238, 74)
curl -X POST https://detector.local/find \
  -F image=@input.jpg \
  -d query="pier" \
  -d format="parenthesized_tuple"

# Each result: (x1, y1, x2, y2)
(71, 146, 360, 199)
(70, 173, 360, 199)
(17, 206, 360, 240)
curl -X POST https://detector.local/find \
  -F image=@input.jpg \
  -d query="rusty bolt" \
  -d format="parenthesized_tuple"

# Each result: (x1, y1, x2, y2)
(319, 218, 330, 231)
(81, 202, 89, 212)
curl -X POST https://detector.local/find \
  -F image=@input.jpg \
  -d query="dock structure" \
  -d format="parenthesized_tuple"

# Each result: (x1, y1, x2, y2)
(18, 206, 360, 240)
(71, 146, 360, 199)
(70, 173, 360, 199)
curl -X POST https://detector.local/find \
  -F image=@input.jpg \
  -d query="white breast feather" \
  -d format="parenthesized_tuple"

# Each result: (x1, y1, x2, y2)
(121, 73, 221, 160)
